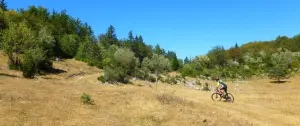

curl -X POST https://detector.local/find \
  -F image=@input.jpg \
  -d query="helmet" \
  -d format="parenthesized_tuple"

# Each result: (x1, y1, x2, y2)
(215, 77, 220, 81)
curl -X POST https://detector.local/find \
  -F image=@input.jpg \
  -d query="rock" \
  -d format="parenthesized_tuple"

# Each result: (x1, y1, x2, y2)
(185, 81, 200, 90)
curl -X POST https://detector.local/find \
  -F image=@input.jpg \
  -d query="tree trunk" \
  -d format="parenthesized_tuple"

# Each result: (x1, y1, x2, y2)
(7, 53, 14, 66)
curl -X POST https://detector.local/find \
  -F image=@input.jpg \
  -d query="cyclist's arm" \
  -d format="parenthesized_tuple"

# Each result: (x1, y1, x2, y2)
(216, 82, 220, 87)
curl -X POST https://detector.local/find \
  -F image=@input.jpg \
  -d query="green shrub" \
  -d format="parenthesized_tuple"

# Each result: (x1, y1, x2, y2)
(147, 75, 156, 83)
(8, 63, 21, 70)
(102, 47, 138, 84)
(97, 75, 105, 83)
(75, 39, 103, 69)
(175, 75, 182, 82)
(164, 77, 177, 85)
(142, 54, 171, 74)
(158, 75, 164, 82)
(202, 82, 210, 91)
(81, 93, 93, 105)
(59, 34, 80, 58)
(21, 48, 48, 78)
(134, 67, 150, 80)
(104, 67, 127, 83)
(137, 84, 143, 87)
(170, 77, 177, 85)
(22, 55, 36, 78)
(196, 80, 201, 86)
(164, 78, 169, 84)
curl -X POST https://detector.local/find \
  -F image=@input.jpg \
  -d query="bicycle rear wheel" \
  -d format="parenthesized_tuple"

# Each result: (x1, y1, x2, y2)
(225, 93, 234, 102)
(211, 93, 222, 101)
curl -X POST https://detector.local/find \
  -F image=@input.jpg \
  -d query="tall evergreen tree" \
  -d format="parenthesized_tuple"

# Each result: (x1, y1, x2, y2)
(0, 0, 7, 11)
(184, 57, 190, 64)
(153, 44, 165, 55)
(99, 25, 119, 49)
(166, 51, 180, 70)
(128, 31, 134, 41)
(235, 42, 239, 48)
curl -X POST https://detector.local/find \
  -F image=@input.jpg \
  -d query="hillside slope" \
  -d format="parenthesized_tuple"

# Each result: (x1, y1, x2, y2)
(0, 52, 300, 126)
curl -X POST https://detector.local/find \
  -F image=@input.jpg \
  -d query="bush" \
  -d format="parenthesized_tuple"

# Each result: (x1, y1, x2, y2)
(21, 48, 48, 78)
(164, 78, 170, 84)
(180, 64, 197, 77)
(75, 39, 103, 69)
(147, 75, 156, 83)
(137, 84, 143, 87)
(169, 77, 177, 85)
(81, 93, 93, 105)
(8, 63, 21, 70)
(104, 67, 127, 83)
(202, 82, 210, 91)
(142, 54, 171, 74)
(22, 54, 36, 78)
(268, 49, 296, 82)
(175, 75, 182, 81)
(196, 80, 201, 86)
(102, 47, 138, 84)
(97, 75, 105, 83)
(158, 75, 164, 82)
(59, 34, 81, 58)
(164, 77, 178, 85)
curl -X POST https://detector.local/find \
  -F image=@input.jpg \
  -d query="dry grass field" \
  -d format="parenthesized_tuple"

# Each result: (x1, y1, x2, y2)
(0, 52, 300, 126)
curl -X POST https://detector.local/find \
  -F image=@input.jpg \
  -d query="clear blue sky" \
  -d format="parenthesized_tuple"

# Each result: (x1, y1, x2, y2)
(8, 0, 300, 59)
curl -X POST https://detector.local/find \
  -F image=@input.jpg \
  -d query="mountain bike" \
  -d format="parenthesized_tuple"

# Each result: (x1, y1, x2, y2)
(211, 88, 234, 102)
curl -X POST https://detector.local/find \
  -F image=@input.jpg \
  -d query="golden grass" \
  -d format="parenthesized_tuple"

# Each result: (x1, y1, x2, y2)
(0, 52, 300, 126)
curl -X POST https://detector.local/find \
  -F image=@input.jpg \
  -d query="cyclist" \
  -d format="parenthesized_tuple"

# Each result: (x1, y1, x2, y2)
(215, 77, 227, 97)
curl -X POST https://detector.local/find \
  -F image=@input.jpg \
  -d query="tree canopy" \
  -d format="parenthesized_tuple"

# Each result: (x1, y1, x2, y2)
(0, 3, 179, 81)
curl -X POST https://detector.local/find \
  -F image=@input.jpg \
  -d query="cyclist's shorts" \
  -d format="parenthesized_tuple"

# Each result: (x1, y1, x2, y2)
(220, 85, 227, 92)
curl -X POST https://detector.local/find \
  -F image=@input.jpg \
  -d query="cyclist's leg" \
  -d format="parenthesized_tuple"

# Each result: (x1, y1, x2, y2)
(220, 87, 225, 95)
(224, 86, 227, 95)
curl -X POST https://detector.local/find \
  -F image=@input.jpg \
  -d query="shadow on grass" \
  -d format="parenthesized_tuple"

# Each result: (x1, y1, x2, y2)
(0, 73, 19, 78)
(40, 67, 66, 75)
(270, 80, 290, 84)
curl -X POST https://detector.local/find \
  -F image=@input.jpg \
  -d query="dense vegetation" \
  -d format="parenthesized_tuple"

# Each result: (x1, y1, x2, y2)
(1, 0, 299, 83)
(0, 1, 181, 82)
(181, 38, 300, 82)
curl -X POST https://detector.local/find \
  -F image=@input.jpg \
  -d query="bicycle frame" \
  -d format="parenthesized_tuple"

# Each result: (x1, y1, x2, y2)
(214, 88, 223, 95)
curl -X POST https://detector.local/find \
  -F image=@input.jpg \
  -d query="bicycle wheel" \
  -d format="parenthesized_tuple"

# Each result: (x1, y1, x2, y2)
(225, 93, 234, 102)
(211, 93, 222, 101)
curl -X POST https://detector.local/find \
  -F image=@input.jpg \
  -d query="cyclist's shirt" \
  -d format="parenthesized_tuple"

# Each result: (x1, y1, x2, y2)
(216, 80, 226, 88)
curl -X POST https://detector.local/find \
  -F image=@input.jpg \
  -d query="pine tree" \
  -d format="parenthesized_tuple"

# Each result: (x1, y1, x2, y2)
(153, 44, 165, 55)
(100, 25, 119, 49)
(0, 0, 7, 11)
(184, 57, 190, 64)
(128, 31, 134, 41)
(235, 42, 239, 48)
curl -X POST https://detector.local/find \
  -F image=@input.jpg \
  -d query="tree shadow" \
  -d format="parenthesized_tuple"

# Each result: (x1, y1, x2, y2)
(41, 67, 66, 75)
(270, 80, 290, 84)
(0, 73, 19, 78)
